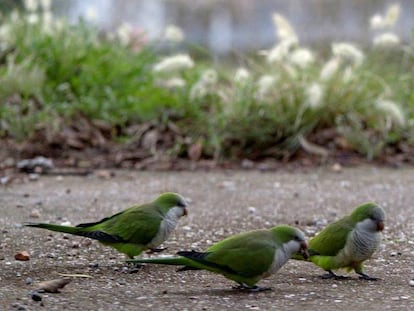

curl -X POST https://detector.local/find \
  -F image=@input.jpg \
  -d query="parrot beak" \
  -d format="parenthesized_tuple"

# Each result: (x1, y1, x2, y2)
(299, 241, 309, 259)
(377, 220, 384, 231)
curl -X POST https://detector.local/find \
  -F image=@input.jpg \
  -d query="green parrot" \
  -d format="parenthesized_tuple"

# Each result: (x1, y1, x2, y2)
(24, 192, 188, 259)
(294, 202, 385, 280)
(127, 225, 308, 291)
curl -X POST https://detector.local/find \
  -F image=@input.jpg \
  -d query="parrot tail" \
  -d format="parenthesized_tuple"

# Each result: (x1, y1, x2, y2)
(25, 222, 82, 235)
(24, 222, 123, 243)
(126, 256, 193, 267)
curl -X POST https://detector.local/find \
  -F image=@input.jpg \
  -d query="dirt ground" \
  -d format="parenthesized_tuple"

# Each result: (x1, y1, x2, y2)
(1, 166, 414, 310)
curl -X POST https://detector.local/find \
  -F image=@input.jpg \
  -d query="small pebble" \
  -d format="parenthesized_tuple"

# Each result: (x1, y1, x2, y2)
(29, 209, 41, 218)
(409, 280, 414, 287)
(331, 163, 342, 172)
(28, 173, 39, 181)
(25, 277, 33, 285)
(0, 176, 10, 185)
(247, 207, 257, 214)
(31, 291, 42, 302)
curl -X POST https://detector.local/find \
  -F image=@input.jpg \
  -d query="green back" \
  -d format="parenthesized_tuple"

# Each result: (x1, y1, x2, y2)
(86, 203, 163, 245)
(204, 229, 277, 278)
(309, 216, 354, 256)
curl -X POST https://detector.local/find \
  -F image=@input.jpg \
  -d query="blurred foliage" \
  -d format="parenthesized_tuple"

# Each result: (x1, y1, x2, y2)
(0, 3, 413, 161)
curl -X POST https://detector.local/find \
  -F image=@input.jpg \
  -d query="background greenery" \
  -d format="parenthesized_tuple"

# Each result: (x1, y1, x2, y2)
(0, 4, 413, 162)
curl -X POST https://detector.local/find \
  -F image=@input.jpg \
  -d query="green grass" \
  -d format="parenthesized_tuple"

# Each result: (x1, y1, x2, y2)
(0, 7, 413, 161)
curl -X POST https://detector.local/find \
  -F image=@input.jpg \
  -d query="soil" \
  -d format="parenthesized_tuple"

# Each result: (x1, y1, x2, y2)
(1, 167, 414, 310)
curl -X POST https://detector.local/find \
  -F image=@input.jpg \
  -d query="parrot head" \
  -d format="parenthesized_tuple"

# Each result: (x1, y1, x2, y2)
(271, 225, 309, 259)
(350, 202, 385, 232)
(155, 192, 188, 217)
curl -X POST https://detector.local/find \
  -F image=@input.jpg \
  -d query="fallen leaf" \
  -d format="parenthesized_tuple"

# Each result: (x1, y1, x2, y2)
(36, 278, 71, 293)
(15, 251, 30, 261)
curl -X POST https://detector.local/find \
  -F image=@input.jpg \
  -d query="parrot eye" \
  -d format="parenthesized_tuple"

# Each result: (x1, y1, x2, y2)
(177, 201, 186, 207)
(294, 235, 302, 241)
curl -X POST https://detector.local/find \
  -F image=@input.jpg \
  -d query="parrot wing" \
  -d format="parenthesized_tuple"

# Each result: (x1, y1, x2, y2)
(309, 216, 354, 256)
(191, 231, 276, 278)
(82, 204, 162, 245)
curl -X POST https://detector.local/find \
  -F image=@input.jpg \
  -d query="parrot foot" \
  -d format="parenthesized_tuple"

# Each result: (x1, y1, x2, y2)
(321, 270, 350, 280)
(147, 247, 168, 254)
(247, 286, 272, 292)
(126, 260, 143, 270)
(232, 283, 272, 292)
(357, 272, 379, 281)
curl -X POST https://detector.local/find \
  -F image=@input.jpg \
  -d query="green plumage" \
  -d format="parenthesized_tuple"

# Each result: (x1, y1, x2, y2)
(128, 225, 308, 290)
(293, 202, 385, 280)
(25, 192, 188, 258)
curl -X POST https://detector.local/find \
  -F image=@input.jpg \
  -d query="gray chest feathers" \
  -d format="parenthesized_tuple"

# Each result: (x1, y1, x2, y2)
(149, 207, 182, 248)
(347, 220, 381, 261)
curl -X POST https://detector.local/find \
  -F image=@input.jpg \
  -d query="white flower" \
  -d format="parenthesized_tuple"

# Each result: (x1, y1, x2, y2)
(332, 42, 365, 67)
(116, 22, 132, 46)
(342, 66, 354, 83)
(24, 0, 38, 12)
(305, 83, 324, 109)
(370, 14, 386, 30)
(27, 13, 40, 24)
(272, 13, 298, 44)
(157, 77, 186, 89)
(266, 38, 296, 63)
(0, 25, 11, 41)
(289, 48, 315, 68)
(370, 3, 400, 29)
(153, 54, 194, 73)
(40, 0, 52, 11)
(255, 75, 276, 100)
(189, 69, 217, 100)
(200, 69, 218, 85)
(189, 83, 207, 101)
(373, 32, 400, 48)
(164, 24, 184, 43)
(320, 57, 341, 81)
(234, 67, 250, 85)
(376, 99, 405, 126)
(384, 3, 400, 27)
(41, 11, 53, 34)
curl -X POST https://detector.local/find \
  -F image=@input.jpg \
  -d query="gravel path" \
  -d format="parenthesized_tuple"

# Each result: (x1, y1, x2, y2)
(1, 167, 414, 310)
